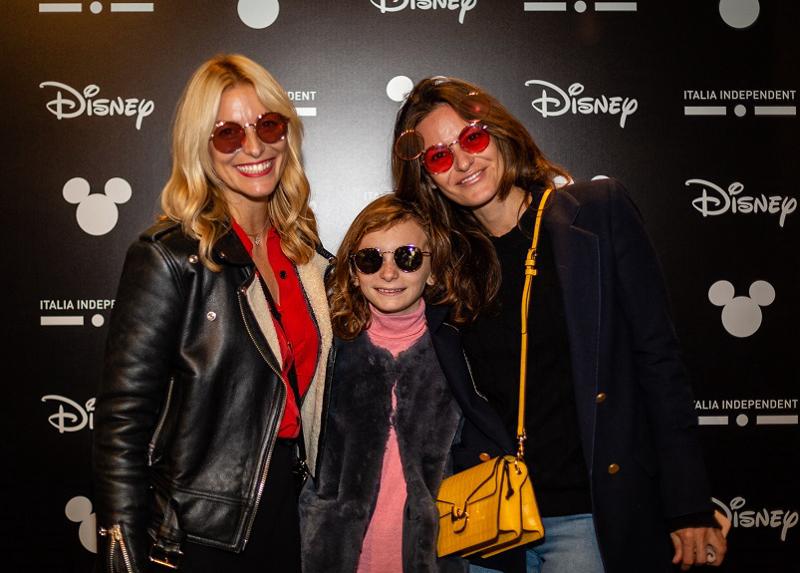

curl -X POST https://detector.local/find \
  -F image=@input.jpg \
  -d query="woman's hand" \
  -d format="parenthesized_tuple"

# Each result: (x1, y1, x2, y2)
(670, 526, 728, 569)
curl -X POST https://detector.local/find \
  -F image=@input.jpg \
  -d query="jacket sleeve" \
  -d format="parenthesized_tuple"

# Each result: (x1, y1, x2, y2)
(93, 238, 185, 572)
(606, 180, 712, 519)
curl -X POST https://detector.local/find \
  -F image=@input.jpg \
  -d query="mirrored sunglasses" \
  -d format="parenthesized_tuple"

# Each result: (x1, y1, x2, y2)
(350, 245, 431, 274)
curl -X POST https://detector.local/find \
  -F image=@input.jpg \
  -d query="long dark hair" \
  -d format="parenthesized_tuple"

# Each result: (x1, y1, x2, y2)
(392, 76, 569, 322)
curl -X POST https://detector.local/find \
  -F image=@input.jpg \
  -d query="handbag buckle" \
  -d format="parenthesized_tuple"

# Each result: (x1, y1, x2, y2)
(450, 506, 469, 533)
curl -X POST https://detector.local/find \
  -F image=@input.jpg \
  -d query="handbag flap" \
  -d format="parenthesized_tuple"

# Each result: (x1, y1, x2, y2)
(436, 456, 506, 519)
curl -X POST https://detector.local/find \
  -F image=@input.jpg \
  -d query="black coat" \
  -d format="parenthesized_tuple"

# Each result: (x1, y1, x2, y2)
(300, 304, 500, 573)
(93, 222, 333, 572)
(456, 179, 714, 573)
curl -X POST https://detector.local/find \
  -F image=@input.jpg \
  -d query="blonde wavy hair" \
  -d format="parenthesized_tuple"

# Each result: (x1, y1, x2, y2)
(161, 54, 319, 269)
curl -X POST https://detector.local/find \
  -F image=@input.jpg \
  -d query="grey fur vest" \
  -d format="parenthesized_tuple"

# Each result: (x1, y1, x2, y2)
(299, 331, 465, 573)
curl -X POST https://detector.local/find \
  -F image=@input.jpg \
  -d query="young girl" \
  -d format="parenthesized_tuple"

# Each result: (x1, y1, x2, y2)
(300, 195, 496, 573)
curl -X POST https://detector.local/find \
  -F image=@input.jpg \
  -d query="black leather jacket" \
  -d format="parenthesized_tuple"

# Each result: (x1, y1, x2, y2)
(93, 221, 333, 572)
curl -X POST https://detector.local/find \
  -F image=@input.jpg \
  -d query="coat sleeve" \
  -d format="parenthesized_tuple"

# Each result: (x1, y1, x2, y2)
(606, 180, 712, 519)
(92, 238, 185, 572)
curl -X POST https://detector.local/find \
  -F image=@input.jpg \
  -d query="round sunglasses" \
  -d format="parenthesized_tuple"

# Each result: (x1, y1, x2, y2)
(209, 112, 288, 154)
(394, 122, 491, 174)
(350, 245, 431, 274)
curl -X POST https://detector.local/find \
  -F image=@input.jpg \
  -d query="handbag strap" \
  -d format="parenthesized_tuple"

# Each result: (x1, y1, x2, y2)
(516, 187, 552, 459)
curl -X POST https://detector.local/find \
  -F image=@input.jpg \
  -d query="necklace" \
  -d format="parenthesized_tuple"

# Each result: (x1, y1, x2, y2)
(244, 221, 269, 247)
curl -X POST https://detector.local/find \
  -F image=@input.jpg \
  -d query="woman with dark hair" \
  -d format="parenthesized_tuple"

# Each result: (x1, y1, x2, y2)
(93, 54, 332, 572)
(391, 76, 727, 573)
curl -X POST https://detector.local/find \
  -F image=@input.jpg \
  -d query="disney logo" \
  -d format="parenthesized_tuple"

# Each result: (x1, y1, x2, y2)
(686, 179, 796, 228)
(712, 496, 798, 542)
(40, 81, 155, 130)
(41, 395, 95, 433)
(524, 80, 638, 128)
(370, 0, 477, 24)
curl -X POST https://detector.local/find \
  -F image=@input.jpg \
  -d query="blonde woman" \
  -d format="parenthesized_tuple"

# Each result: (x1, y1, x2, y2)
(93, 54, 332, 573)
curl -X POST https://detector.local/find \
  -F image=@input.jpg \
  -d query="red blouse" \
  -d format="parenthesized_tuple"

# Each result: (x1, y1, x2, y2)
(232, 221, 319, 439)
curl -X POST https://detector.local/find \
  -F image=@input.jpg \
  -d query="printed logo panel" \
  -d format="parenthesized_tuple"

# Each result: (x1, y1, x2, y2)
(696, 397, 798, 427)
(39, 2, 155, 14)
(42, 395, 95, 433)
(40, 82, 155, 130)
(523, 2, 636, 14)
(683, 89, 796, 118)
(712, 495, 797, 542)
(525, 80, 638, 128)
(708, 280, 775, 338)
(62, 177, 132, 236)
(686, 180, 796, 228)
(66, 496, 97, 553)
(370, 0, 478, 24)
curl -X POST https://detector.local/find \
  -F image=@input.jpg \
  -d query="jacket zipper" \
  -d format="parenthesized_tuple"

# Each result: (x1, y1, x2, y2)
(147, 376, 175, 466)
(292, 261, 324, 394)
(237, 283, 286, 547)
(98, 524, 134, 573)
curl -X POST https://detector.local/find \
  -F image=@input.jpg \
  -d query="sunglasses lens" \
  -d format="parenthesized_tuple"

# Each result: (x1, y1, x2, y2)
(352, 249, 383, 274)
(211, 122, 245, 153)
(459, 124, 490, 154)
(394, 130, 425, 161)
(422, 145, 454, 174)
(256, 113, 287, 144)
(394, 246, 423, 272)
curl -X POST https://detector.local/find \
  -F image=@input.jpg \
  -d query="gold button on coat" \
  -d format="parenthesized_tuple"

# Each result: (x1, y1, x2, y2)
(479, 452, 491, 462)
(608, 463, 620, 474)
(595, 392, 607, 404)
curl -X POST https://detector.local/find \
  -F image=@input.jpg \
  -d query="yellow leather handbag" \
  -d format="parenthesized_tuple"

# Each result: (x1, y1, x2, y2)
(436, 189, 552, 558)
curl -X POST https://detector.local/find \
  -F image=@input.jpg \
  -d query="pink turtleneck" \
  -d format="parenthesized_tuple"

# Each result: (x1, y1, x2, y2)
(357, 300, 428, 573)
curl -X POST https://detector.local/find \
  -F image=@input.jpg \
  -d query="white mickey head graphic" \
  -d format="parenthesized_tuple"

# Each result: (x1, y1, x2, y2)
(386, 76, 414, 103)
(708, 280, 775, 338)
(63, 177, 132, 236)
(65, 496, 97, 553)
(238, 0, 280, 29)
(719, 0, 760, 29)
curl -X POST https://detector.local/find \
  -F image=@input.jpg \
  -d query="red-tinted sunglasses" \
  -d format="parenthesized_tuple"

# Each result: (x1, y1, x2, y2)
(209, 112, 288, 154)
(394, 91, 492, 174)
(422, 123, 491, 174)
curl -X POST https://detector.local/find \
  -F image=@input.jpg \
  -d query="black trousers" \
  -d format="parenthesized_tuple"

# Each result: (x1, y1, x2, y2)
(148, 439, 301, 573)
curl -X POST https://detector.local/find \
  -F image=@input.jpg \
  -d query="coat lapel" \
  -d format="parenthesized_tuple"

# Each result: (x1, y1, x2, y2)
(295, 252, 333, 476)
(546, 189, 601, 467)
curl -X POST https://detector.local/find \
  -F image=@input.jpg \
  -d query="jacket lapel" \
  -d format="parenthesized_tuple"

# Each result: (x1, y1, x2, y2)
(295, 252, 333, 477)
(214, 229, 285, 373)
(546, 189, 600, 467)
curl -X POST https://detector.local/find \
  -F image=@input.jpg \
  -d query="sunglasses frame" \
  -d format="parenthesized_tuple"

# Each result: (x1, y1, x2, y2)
(209, 111, 288, 154)
(350, 245, 432, 275)
(395, 122, 491, 175)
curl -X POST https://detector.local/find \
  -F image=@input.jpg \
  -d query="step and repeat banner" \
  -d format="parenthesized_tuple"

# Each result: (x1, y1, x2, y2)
(3, 1, 797, 571)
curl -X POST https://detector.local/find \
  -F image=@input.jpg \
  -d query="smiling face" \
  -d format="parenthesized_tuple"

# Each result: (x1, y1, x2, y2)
(210, 83, 287, 215)
(354, 218, 435, 316)
(415, 103, 505, 215)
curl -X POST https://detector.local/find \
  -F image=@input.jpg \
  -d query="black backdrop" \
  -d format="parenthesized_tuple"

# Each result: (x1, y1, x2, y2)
(2, 1, 798, 571)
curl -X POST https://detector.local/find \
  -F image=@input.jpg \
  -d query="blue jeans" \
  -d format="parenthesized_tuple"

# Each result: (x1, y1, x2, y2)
(469, 513, 604, 573)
